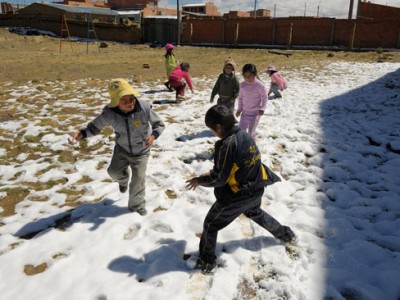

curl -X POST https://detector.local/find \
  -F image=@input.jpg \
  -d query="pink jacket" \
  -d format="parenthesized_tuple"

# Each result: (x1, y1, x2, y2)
(169, 66, 193, 91)
(238, 78, 268, 113)
(271, 72, 288, 91)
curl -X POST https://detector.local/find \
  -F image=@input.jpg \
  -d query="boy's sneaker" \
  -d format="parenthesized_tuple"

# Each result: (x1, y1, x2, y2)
(194, 257, 217, 274)
(119, 185, 128, 193)
(275, 226, 296, 243)
(136, 208, 147, 216)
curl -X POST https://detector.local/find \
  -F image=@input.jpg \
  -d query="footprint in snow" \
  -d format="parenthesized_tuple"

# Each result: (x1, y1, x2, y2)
(123, 224, 141, 240)
(150, 221, 173, 233)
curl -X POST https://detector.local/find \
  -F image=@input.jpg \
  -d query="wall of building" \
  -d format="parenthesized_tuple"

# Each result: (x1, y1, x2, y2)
(358, 1, 400, 20)
(0, 13, 140, 43)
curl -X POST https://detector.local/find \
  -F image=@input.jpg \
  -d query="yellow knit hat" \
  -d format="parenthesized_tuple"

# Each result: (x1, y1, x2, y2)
(108, 78, 140, 108)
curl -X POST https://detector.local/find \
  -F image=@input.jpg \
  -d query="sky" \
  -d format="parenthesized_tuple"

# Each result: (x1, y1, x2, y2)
(0, 48, 400, 298)
(5, 0, 400, 18)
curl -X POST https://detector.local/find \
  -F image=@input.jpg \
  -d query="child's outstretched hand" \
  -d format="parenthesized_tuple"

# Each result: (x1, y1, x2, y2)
(145, 135, 156, 147)
(186, 178, 199, 190)
(68, 131, 82, 145)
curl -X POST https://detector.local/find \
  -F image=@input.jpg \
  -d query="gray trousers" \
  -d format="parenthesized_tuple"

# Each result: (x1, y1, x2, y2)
(217, 97, 235, 114)
(107, 146, 149, 211)
(271, 84, 282, 97)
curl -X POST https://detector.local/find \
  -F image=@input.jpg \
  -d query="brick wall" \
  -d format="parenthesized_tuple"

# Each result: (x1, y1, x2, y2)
(358, 1, 400, 20)
(182, 17, 400, 49)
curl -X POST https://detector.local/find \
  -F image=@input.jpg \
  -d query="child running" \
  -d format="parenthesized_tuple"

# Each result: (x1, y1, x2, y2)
(210, 58, 240, 113)
(186, 105, 296, 274)
(164, 43, 178, 92)
(69, 78, 165, 215)
(236, 63, 268, 141)
(168, 62, 194, 102)
(264, 65, 288, 99)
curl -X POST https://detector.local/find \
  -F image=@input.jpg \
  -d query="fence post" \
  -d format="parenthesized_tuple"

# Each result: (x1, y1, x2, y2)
(349, 22, 356, 50)
(287, 23, 293, 49)
(189, 23, 193, 44)
(235, 23, 239, 46)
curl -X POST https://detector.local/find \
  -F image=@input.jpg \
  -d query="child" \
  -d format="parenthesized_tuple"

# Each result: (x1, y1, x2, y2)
(236, 63, 268, 140)
(186, 105, 296, 274)
(210, 58, 240, 113)
(69, 78, 165, 215)
(168, 62, 194, 101)
(164, 43, 178, 92)
(264, 65, 288, 99)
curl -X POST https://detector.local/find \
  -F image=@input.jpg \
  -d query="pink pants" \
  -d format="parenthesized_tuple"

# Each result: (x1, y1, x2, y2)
(239, 112, 261, 140)
(169, 78, 186, 97)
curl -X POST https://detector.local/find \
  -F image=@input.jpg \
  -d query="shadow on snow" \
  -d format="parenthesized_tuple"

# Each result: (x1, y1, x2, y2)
(14, 198, 130, 239)
(319, 68, 400, 299)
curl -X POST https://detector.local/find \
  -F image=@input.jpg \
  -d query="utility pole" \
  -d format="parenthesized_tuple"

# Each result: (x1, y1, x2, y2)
(317, 2, 320, 18)
(176, 0, 180, 45)
(348, 0, 354, 19)
(274, 4, 276, 18)
(254, 0, 257, 19)
(304, 2, 307, 17)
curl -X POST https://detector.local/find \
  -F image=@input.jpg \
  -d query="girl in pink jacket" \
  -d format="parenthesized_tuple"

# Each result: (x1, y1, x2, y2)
(264, 65, 288, 99)
(236, 64, 268, 140)
(168, 62, 193, 101)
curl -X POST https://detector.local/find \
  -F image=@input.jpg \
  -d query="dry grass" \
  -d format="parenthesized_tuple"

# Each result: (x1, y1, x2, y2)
(1, 28, 399, 84)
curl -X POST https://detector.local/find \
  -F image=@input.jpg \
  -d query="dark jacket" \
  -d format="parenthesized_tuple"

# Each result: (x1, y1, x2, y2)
(80, 100, 165, 156)
(197, 126, 269, 203)
(210, 73, 240, 101)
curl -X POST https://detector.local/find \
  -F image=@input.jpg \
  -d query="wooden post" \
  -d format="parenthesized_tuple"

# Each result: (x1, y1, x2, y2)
(235, 23, 239, 46)
(349, 22, 356, 50)
(287, 23, 293, 49)
(189, 23, 193, 44)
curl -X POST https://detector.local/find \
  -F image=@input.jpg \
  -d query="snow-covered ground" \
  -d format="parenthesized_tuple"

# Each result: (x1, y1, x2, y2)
(0, 61, 399, 300)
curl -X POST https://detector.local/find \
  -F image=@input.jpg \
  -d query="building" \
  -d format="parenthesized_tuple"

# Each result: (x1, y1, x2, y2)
(250, 9, 270, 18)
(56, 0, 106, 8)
(18, 2, 118, 23)
(182, 2, 221, 16)
(357, 1, 400, 20)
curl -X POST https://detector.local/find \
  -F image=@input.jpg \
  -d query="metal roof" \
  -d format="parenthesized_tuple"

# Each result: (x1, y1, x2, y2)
(38, 2, 119, 15)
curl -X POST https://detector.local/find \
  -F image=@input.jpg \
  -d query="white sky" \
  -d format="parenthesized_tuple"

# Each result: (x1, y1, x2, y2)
(5, 0, 400, 18)
(161, 0, 400, 18)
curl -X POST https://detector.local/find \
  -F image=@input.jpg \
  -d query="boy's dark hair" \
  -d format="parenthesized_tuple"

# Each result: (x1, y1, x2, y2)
(242, 63, 257, 75)
(205, 105, 236, 133)
(180, 62, 190, 71)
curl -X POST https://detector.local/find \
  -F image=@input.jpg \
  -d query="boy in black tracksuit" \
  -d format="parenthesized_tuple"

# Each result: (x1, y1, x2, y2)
(186, 105, 295, 273)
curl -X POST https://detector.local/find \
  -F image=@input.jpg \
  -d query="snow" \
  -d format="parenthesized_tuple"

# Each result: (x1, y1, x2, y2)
(0, 61, 399, 299)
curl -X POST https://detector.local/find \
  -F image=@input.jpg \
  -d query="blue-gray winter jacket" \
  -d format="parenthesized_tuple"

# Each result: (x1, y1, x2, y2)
(80, 100, 165, 155)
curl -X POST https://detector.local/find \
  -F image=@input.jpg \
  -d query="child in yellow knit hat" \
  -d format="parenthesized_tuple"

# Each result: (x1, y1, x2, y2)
(69, 78, 165, 215)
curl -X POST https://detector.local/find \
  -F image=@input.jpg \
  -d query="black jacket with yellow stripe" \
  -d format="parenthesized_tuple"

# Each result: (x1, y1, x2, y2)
(197, 126, 269, 202)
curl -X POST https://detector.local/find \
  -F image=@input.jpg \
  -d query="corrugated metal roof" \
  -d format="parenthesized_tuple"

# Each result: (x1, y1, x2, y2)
(40, 2, 119, 15)
(182, 3, 206, 7)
